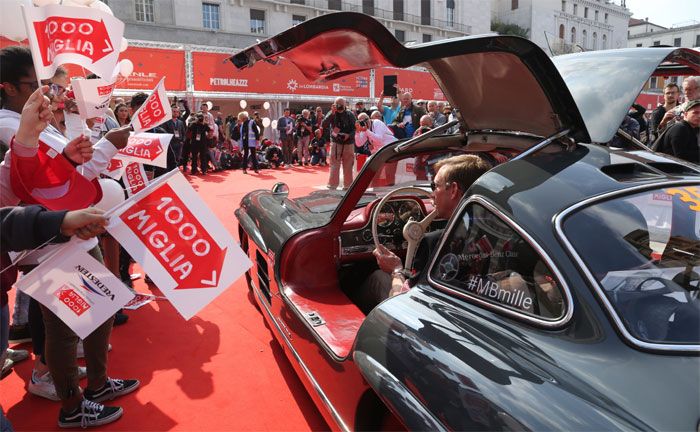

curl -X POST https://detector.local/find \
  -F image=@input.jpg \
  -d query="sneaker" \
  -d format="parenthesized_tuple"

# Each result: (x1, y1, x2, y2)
(84, 378, 140, 403)
(8, 324, 31, 344)
(114, 310, 128, 326)
(28, 369, 60, 401)
(1, 358, 13, 379)
(58, 399, 123, 428)
(6, 348, 29, 363)
(77, 342, 112, 359)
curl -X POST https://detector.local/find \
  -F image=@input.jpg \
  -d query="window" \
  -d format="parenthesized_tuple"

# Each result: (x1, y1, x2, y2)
(362, 0, 375, 16)
(604, 12, 608, 23)
(696, 35, 700, 47)
(573, 4, 577, 15)
(561, 187, 700, 345)
(446, 0, 455, 27)
(422, 33, 432, 43)
(250, 9, 265, 34)
(594, 10, 599, 21)
(561, 1, 566, 12)
(582, 29, 587, 48)
(653, 40, 661, 46)
(584, 7, 588, 18)
(328, 0, 341, 11)
(292, 14, 306, 26)
(135, 0, 154, 22)
(430, 202, 566, 321)
(650, 76, 657, 88)
(290, 0, 305, 4)
(202, 3, 220, 30)
(636, 43, 642, 47)
(393, 0, 404, 21)
(420, 0, 430, 26)
(571, 27, 576, 44)
(602, 34, 607, 49)
(592, 32, 597, 49)
(559, 24, 565, 39)
(511, 0, 518, 10)
(674, 37, 681, 47)
(395, 29, 405, 42)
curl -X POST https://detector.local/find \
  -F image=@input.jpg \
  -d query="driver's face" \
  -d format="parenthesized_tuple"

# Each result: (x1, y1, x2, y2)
(431, 169, 455, 219)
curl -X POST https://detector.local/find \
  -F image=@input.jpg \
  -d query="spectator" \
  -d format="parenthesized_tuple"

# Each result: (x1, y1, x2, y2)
(656, 99, 700, 164)
(158, 104, 186, 176)
(263, 138, 284, 168)
(651, 83, 681, 139)
(427, 100, 446, 126)
(609, 115, 640, 148)
(323, 97, 356, 190)
(112, 103, 130, 127)
(199, 102, 215, 128)
(187, 112, 211, 175)
(276, 108, 294, 164)
(377, 91, 401, 125)
(354, 101, 369, 117)
(628, 103, 647, 142)
(253, 111, 265, 137)
(312, 106, 324, 131)
(231, 111, 260, 174)
(391, 92, 426, 139)
(295, 109, 313, 166)
(413, 114, 434, 137)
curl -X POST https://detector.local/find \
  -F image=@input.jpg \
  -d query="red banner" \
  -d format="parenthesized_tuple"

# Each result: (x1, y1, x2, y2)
(118, 47, 186, 91)
(192, 51, 372, 97)
(374, 68, 445, 102)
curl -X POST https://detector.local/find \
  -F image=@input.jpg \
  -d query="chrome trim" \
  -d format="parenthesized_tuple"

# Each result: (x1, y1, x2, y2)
(614, 128, 649, 151)
(426, 195, 575, 328)
(395, 119, 459, 153)
(466, 129, 544, 140)
(511, 128, 571, 162)
(250, 281, 350, 432)
(554, 180, 700, 353)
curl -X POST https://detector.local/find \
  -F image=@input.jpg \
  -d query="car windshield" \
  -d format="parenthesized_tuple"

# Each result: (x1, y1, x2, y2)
(562, 185, 700, 346)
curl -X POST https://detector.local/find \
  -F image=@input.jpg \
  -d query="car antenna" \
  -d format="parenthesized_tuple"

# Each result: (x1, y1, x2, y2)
(394, 119, 459, 153)
(511, 128, 571, 161)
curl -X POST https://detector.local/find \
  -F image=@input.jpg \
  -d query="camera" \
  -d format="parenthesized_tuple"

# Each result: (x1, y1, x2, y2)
(358, 119, 368, 127)
(336, 104, 345, 111)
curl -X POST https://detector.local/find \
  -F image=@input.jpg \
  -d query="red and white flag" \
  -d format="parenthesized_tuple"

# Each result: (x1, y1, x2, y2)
(15, 243, 135, 339)
(103, 157, 125, 179)
(71, 77, 117, 119)
(122, 161, 148, 196)
(117, 132, 171, 168)
(22, 4, 124, 80)
(130, 78, 172, 133)
(106, 171, 252, 320)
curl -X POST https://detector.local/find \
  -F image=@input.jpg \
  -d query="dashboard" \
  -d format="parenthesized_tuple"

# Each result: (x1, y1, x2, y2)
(340, 198, 426, 257)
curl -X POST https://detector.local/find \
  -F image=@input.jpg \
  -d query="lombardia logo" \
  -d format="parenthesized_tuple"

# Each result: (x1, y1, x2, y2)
(287, 79, 298, 92)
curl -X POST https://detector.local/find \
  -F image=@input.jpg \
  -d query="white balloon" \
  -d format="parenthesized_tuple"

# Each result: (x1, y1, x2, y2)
(120, 37, 129, 52)
(118, 59, 134, 77)
(271, 120, 278, 129)
(1, 0, 32, 42)
(263, 101, 270, 110)
(206, 101, 213, 111)
(94, 178, 125, 211)
(34, 0, 59, 6)
(262, 117, 271, 128)
(239, 100, 247, 109)
(88, 0, 113, 15)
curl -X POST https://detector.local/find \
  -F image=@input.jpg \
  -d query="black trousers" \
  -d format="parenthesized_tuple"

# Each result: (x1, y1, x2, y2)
(242, 146, 259, 171)
(190, 141, 208, 173)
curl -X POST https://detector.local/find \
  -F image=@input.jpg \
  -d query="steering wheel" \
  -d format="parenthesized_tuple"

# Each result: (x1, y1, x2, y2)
(371, 187, 436, 272)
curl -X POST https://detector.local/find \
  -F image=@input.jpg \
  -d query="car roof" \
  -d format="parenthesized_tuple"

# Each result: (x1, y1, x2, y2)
(469, 144, 700, 234)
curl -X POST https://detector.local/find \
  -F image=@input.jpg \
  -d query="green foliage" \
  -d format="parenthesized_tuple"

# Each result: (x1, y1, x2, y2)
(491, 21, 530, 38)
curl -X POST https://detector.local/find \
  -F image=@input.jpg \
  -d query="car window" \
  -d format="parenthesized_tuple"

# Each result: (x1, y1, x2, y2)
(430, 202, 565, 320)
(562, 185, 700, 345)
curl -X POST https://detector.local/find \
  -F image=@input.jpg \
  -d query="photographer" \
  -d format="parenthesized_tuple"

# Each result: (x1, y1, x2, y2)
(295, 109, 313, 166)
(231, 111, 260, 174)
(309, 129, 326, 166)
(322, 97, 356, 190)
(187, 112, 211, 175)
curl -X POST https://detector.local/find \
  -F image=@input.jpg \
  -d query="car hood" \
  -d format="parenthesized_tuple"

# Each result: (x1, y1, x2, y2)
(552, 47, 700, 144)
(229, 12, 590, 143)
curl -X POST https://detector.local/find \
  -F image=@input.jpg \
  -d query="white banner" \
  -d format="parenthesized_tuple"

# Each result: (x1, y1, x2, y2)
(122, 161, 148, 196)
(130, 78, 171, 133)
(15, 244, 135, 339)
(71, 77, 117, 119)
(116, 132, 171, 168)
(106, 171, 252, 320)
(103, 157, 125, 179)
(22, 4, 124, 80)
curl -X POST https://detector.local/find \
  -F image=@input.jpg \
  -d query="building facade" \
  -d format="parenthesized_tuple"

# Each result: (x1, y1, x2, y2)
(628, 20, 700, 49)
(491, 0, 631, 55)
(108, 0, 491, 50)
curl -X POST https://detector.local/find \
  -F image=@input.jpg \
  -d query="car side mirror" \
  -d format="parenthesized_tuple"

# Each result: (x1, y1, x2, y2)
(271, 182, 289, 201)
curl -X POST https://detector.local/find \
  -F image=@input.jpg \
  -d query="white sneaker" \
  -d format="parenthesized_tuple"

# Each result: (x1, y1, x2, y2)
(28, 370, 59, 401)
(76, 341, 112, 359)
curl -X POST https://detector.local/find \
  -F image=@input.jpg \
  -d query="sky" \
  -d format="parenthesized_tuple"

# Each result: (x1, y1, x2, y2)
(624, 0, 700, 28)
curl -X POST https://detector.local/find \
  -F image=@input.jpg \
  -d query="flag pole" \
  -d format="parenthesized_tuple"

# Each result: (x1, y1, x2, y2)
(19, 5, 43, 90)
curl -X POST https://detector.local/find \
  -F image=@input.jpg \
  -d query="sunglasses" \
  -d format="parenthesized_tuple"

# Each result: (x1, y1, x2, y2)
(430, 181, 452, 191)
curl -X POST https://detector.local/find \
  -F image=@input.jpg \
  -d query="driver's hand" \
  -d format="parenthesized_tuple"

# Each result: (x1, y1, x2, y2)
(373, 244, 402, 274)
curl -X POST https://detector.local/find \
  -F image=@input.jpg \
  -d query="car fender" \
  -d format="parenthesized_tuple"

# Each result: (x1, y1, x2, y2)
(234, 207, 268, 253)
(353, 350, 447, 431)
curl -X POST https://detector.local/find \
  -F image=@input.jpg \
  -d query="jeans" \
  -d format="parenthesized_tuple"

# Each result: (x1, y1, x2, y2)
(1, 304, 9, 353)
(296, 136, 310, 164)
(11, 291, 30, 326)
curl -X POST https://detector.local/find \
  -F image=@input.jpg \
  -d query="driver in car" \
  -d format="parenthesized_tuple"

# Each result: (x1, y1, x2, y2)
(357, 154, 492, 313)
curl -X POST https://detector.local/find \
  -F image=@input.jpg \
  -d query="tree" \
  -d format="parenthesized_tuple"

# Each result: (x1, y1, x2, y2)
(491, 21, 530, 38)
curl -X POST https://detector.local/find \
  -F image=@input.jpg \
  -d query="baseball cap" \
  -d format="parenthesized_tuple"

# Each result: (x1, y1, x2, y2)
(10, 140, 100, 211)
(684, 99, 700, 112)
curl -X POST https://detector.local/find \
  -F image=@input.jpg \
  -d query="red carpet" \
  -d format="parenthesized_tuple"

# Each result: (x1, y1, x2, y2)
(1, 165, 332, 431)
